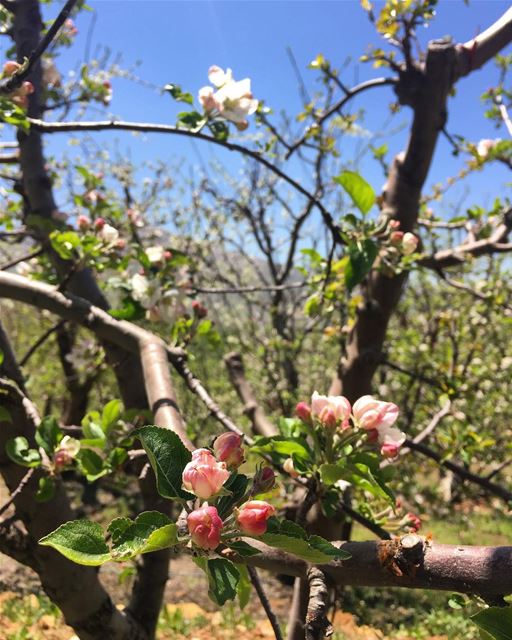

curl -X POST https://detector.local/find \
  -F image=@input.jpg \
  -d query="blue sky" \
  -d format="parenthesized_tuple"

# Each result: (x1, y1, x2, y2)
(20, 1, 512, 219)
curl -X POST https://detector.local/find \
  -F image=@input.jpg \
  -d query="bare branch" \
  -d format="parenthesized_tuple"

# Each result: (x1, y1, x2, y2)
(28, 118, 344, 246)
(305, 567, 333, 640)
(286, 77, 397, 159)
(20, 319, 65, 366)
(247, 566, 284, 640)
(224, 351, 277, 438)
(0, 467, 35, 519)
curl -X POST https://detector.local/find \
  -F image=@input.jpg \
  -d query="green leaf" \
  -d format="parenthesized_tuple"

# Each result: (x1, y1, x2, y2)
(177, 111, 204, 129)
(39, 520, 110, 566)
(36, 416, 62, 455)
(208, 120, 229, 141)
(217, 474, 249, 519)
(134, 426, 193, 500)
(0, 406, 12, 423)
(251, 436, 312, 461)
(308, 535, 351, 560)
(319, 462, 347, 486)
(101, 399, 121, 432)
(77, 449, 106, 481)
(472, 607, 512, 640)
(110, 511, 177, 560)
(6, 436, 41, 468)
(334, 170, 375, 215)
(236, 564, 252, 609)
(206, 558, 240, 606)
(345, 239, 378, 291)
(259, 532, 335, 563)
(226, 540, 261, 557)
(35, 476, 56, 503)
(164, 83, 194, 105)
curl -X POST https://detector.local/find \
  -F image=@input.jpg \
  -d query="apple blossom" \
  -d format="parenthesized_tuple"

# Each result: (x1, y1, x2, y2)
(401, 232, 419, 256)
(77, 215, 90, 231)
(236, 500, 276, 535)
(94, 217, 105, 231)
(283, 457, 299, 478)
(130, 273, 162, 310)
(405, 512, 421, 532)
(477, 138, 501, 159)
(213, 432, 245, 469)
(352, 395, 399, 431)
(182, 448, 230, 499)
(145, 246, 165, 265)
(378, 424, 406, 458)
(99, 224, 119, 245)
(187, 504, 223, 550)
(311, 391, 351, 430)
(53, 436, 81, 469)
(198, 65, 258, 129)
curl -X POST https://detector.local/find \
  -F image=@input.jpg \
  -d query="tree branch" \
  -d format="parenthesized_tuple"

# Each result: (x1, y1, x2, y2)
(305, 567, 333, 640)
(28, 117, 344, 246)
(247, 566, 284, 640)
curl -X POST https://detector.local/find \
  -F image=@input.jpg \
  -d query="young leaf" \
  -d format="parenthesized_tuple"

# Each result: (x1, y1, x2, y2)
(226, 539, 261, 557)
(251, 436, 312, 461)
(334, 170, 375, 215)
(319, 462, 347, 486)
(472, 607, 512, 640)
(134, 426, 193, 500)
(345, 239, 378, 291)
(217, 473, 249, 519)
(236, 564, 252, 609)
(36, 416, 62, 455)
(0, 406, 12, 423)
(206, 558, 240, 606)
(35, 476, 56, 503)
(39, 520, 110, 566)
(101, 399, 121, 432)
(110, 512, 177, 560)
(6, 436, 41, 468)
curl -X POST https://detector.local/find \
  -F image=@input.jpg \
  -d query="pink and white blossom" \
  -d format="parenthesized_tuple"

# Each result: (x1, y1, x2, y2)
(311, 391, 351, 430)
(352, 395, 399, 431)
(182, 448, 230, 499)
(401, 232, 419, 256)
(213, 432, 245, 469)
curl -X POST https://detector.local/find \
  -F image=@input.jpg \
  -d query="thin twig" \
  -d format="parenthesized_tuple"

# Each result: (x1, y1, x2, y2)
(0, 468, 35, 519)
(247, 566, 284, 640)
(0, 248, 44, 271)
(28, 118, 344, 246)
(0, 0, 79, 94)
(193, 281, 307, 295)
(20, 320, 66, 366)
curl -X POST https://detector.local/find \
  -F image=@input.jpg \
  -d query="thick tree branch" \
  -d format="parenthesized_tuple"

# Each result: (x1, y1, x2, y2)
(239, 537, 512, 599)
(224, 351, 277, 438)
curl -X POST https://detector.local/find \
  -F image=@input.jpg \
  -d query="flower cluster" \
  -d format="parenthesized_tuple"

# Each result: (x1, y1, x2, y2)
(183, 434, 276, 550)
(2, 61, 34, 109)
(476, 138, 502, 159)
(199, 66, 258, 131)
(296, 392, 406, 459)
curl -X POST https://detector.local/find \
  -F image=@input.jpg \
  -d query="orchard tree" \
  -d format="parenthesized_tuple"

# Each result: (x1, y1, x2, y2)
(0, 1, 511, 640)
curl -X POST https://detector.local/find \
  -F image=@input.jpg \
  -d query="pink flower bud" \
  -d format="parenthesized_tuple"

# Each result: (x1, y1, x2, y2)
(405, 512, 421, 532)
(3, 61, 20, 77)
(236, 500, 276, 536)
(192, 300, 208, 318)
(295, 402, 312, 424)
(401, 232, 418, 256)
(116, 238, 126, 250)
(381, 443, 400, 459)
(94, 217, 105, 231)
(390, 231, 404, 246)
(213, 432, 245, 469)
(352, 395, 399, 431)
(389, 220, 401, 229)
(311, 391, 351, 430)
(77, 215, 90, 231)
(187, 504, 223, 550)
(54, 449, 73, 468)
(252, 466, 275, 494)
(182, 448, 230, 499)
(164, 250, 173, 261)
